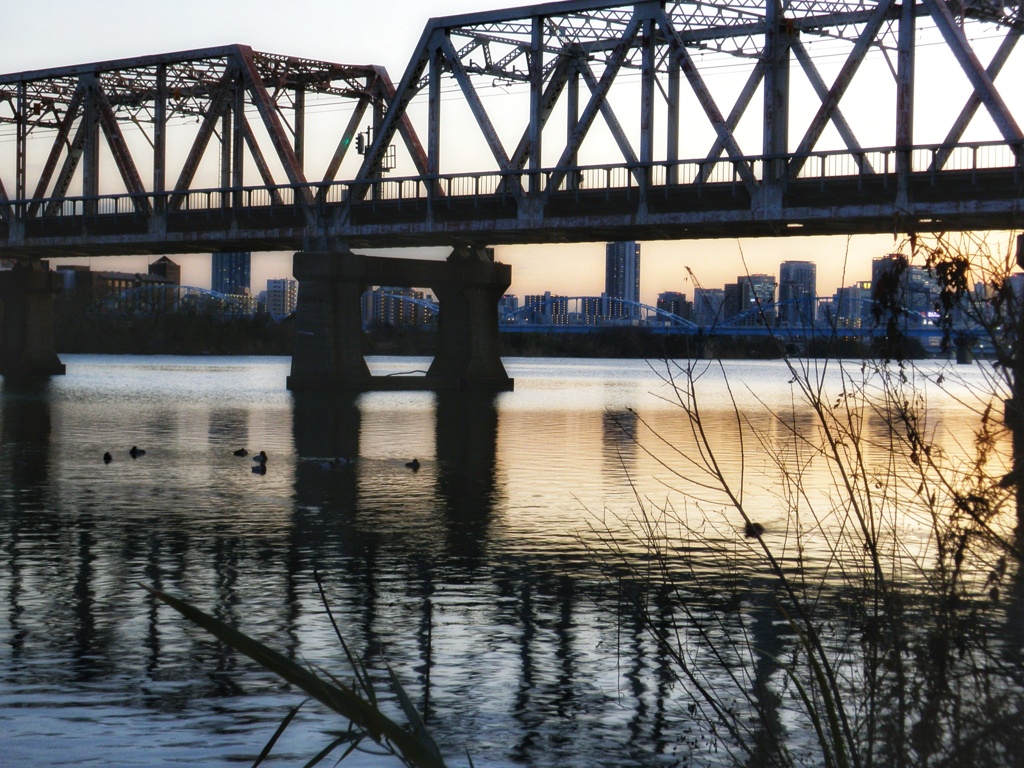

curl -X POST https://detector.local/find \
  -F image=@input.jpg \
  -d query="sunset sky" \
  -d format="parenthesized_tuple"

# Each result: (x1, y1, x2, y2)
(0, 0, 1014, 303)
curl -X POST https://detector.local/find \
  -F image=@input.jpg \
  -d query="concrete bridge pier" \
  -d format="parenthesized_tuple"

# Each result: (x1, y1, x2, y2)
(0, 261, 66, 379)
(287, 247, 513, 392)
(428, 247, 512, 388)
(287, 250, 372, 391)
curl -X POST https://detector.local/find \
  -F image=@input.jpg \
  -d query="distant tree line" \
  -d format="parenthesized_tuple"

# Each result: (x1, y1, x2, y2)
(52, 302, 931, 360)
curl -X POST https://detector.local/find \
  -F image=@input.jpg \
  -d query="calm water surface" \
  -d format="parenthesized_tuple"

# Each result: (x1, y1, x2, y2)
(0, 355, 1005, 767)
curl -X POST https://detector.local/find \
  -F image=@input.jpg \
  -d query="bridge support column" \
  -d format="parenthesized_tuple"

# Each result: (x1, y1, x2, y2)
(286, 248, 512, 392)
(287, 249, 371, 391)
(428, 249, 512, 389)
(0, 261, 66, 379)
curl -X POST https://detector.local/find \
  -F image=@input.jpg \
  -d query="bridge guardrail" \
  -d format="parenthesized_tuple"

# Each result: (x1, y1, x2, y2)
(2, 139, 1023, 236)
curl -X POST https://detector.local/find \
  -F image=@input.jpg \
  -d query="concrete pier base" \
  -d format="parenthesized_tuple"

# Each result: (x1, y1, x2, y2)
(0, 261, 66, 379)
(287, 247, 513, 392)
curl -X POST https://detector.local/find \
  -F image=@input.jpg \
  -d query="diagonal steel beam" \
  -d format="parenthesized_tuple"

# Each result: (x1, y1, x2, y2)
(236, 45, 312, 207)
(45, 117, 89, 216)
(931, 22, 1022, 170)
(549, 13, 643, 192)
(791, 37, 874, 173)
(352, 29, 433, 193)
(29, 86, 85, 217)
(926, 0, 1024, 144)
(440, 35, 516, 176)
(789, 0, 894, 177)
(240, 113, 284, 205)
(657, 8, 758, 194)
(578, 60, 640, 167)
(509, 47, 576, 170)
(698, 59, 764, 183)
(378, 69, 431, 180)
(95, 86, 151, 212)
(322, 97, 370, 185)
(170, 69, 236, 210)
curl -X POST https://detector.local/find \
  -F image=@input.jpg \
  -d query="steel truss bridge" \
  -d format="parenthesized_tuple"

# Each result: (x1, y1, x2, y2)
(2, 0, 1024, 258)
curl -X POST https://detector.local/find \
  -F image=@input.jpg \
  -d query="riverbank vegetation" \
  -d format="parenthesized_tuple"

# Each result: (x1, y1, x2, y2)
(585, 232, 1024, 766)
(54, 305, 933, 361)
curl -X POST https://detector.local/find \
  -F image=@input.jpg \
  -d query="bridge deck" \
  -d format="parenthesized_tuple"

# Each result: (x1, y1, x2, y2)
(2, 161, 1020, 257)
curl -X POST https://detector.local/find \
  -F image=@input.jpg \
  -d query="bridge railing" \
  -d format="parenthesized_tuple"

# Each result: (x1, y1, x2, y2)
(2, 139, 1023, 233)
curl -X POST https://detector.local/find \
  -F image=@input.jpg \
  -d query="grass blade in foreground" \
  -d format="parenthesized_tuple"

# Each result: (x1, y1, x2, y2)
(140, 583, 449, 768)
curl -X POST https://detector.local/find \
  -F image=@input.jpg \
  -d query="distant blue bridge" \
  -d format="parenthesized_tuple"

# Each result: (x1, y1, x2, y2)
(96, 286, 980, 346)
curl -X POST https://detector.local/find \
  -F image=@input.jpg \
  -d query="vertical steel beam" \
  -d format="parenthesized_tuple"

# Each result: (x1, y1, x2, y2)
(763, 0, 790, 200)
(233, 78, 245, 207)
(294, 87, 305, 171)
(896, 0, 915, 206)
(640, 13, 656, 204)
(528, 16, 544, 197)
(154, 64, 167, 213)
(510, 49, 574, 171)
(567, 59, 580, 186)
(221, 111, 232, 205)
(82, 77, 100, 211)
(667, 50, 680, 185)
(16, 81, 27, 202)
(428, 34, 443, 213)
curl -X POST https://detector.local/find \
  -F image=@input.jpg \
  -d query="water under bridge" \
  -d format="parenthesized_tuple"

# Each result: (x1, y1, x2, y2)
(0, 0, 1021, 388)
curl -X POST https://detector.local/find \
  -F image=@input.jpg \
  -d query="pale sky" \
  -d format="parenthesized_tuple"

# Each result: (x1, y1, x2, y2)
(0, 0, 1014, 303)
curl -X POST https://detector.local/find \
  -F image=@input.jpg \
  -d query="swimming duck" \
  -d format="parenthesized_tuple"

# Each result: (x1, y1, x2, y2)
(252, 450, 268, 464)
(252, 463, 267, 475)
(405, 458, 421, 471)
(744, 521, 765, 538)
(233, 448, 248, 457)
(129, 446, 146, 458)
(103, 452, 112, 464)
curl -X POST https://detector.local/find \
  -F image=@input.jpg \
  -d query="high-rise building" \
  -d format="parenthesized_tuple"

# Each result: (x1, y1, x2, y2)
(148, 256, 181, 285)
(525, 292, 568, 324)
(656, 291, 691, 320)
(870, 254, 939, 326)
(362, 286, 435, 326)
(498, 294, 520, 323)
(724, 274, 777, 326)
(778, 260, 817, 326)
(830, 281, 872, 328)
(211, 252, 251, 295)
(693, 287, 725, 326)
(605, 241, 641, 320)
(265, 278, 298, 318)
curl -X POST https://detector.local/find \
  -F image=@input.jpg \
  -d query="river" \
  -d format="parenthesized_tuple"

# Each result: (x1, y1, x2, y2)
(0, 355, 1017, 767)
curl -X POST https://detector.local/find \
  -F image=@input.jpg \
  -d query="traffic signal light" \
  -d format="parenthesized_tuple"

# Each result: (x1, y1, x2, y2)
(355, 133, 365, 154)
